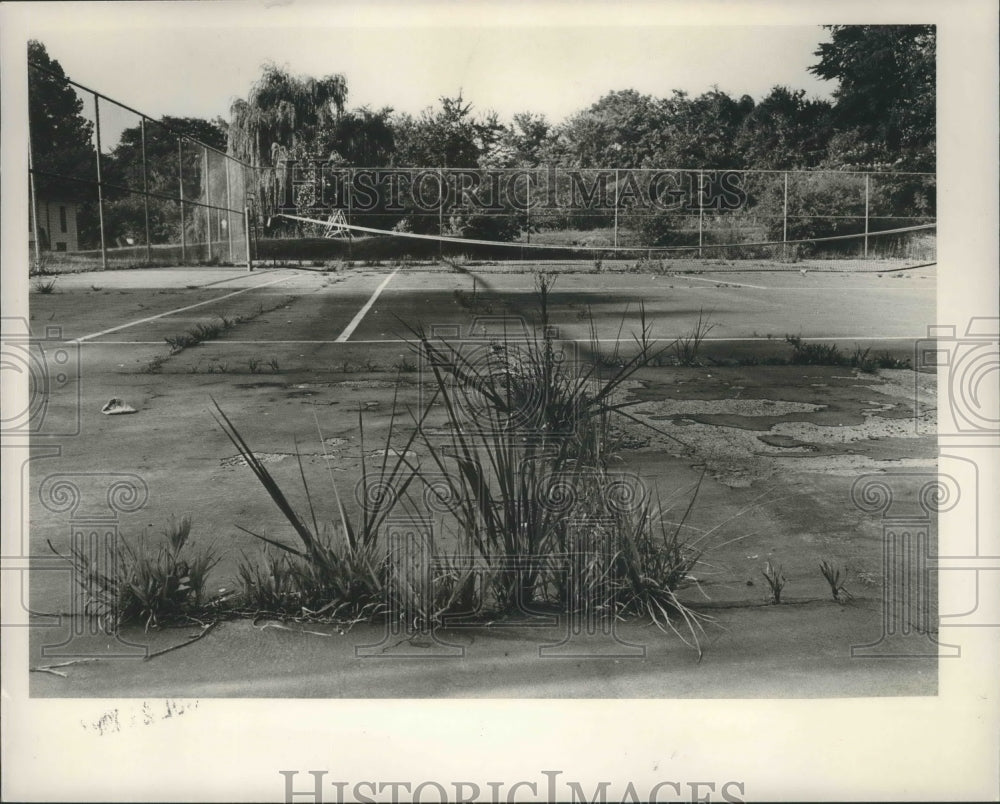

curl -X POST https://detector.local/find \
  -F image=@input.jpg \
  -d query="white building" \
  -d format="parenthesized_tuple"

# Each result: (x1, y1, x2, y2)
(29, 195, 80, 252)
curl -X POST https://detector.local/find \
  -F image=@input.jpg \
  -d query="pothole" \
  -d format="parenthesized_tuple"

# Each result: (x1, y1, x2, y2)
(366, 448, 417, 460)
(757, 434, 816, 450)
(861, 399, 897, 414)
(220, 452, 289, 468)
(642, 398, 824, 418)
(334, 380, 397, 389)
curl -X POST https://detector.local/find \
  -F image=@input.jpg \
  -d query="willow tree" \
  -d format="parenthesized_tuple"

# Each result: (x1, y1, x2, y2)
(229, 63, 348, 214)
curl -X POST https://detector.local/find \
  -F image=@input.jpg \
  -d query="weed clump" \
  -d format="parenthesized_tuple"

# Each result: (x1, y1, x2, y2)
(785, 336, 911, 371)
(785, 335, 841, 366)
(48, 516, 218, 631)
(406, 273, 708, 649)
(673, 310, 715, 366)
(761, 560, 786, 604)
(212, 392, 420, 624)
(819, 559, 853, 602)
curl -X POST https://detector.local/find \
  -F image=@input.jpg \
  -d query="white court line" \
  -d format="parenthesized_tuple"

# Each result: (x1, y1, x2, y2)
(334, 269, 399, 343)
(761, 286, 935, 291)
(445, 280, 772, 291)
(73, 273, 293, 343)
(678, 275, 768, 289)
(194, 272, 276, 289)
(80, 335, 925, 345)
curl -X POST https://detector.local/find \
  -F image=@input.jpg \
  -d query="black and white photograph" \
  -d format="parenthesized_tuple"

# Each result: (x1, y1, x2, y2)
(1, 0, 997, 801)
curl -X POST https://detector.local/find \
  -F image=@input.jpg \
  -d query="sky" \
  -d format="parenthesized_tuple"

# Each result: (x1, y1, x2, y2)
(20, 1, 837, 144)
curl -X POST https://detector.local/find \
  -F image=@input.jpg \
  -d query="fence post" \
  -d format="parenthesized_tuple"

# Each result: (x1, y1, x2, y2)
(525, 171, 531, 245)
(178, 138, 186, 263)
(346, 167, 354, 261)
(225, 158, 234, 264)
(438, 168, 444, 260)
(28, 136, 42, 270)
(140, 118, 152, 264)
(245, 206, 252, 272)
(864, 173, 870, 258)
(347, 166, 353, 261)
(697, 169, 704, 259)
(782, 171, 789, 260)
(203, 149, 211, 262)
(322, 161, 329, 214)
(93, 93, 108, 271)
(613, 169, 619, 250)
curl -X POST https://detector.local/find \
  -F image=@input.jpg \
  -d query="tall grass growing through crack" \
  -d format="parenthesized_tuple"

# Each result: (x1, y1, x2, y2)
(673, 309, 715, 366)
(405, 273, 707, 648)
(212, 390, 420, 621)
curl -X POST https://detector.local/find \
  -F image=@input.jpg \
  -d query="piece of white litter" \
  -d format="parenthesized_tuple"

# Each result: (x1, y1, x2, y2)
(101, 398, 137, 415)
(255, 621, 332, 638)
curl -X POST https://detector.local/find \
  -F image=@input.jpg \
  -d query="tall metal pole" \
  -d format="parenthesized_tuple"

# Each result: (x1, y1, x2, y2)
(697, 169, 704, 259)
(525, 172, 531, 245)
(178, 138, 187, 263)
(245, 206, 253, 272)
(224, 158, 234, 263)
(438, 168, 444, 260)
(203, 148, 211, 262)
(782, 171, 789, 260)
(319, 160, 326, 220)
(93, 93, 108, 271)
(28, 136, 42, 270)
(347, 166, 353, 261)
(863, 173, 870, 258)
(140, 118, 152, 263)
(346, 167, 352, 224)
(613, 169, 619, 250)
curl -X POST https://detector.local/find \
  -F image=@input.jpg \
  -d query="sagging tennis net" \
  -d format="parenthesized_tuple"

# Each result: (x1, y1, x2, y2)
(262, 212, 936, 273)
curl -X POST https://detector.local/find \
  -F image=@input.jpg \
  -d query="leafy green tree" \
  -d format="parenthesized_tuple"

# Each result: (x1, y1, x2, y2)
(389, 96, 516, 238)
(229, 63, 348, 214)
(228, 63, 348, 165)
(101, 116, 228, 244)
(392, 95, 502, 168)
(653, 89, 755, 169)
(28, 40, 103, 249)
(735, 86, 833, 169)
(551, 88, 756, 170)
(492, 112, 554, 168)
(321, 106, 395, 166)
(810, 25, 935, 170)
(105, 116, 226, 190)
(550, 90, 666, 168)
(28, 41, 98, 197)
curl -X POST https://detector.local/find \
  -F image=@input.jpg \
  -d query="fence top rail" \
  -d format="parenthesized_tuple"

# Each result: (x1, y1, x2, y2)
(28, 59, 256, 171)
(270, 162, 936, 177)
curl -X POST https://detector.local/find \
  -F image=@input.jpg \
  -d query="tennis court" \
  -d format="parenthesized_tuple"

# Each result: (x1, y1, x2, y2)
(27, 256, 941, 698)
(59, 259, 935, 363)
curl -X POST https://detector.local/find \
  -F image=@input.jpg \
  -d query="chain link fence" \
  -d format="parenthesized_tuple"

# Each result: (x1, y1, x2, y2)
(262, 163, 935, 267)
(28, 61, 257, 273)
